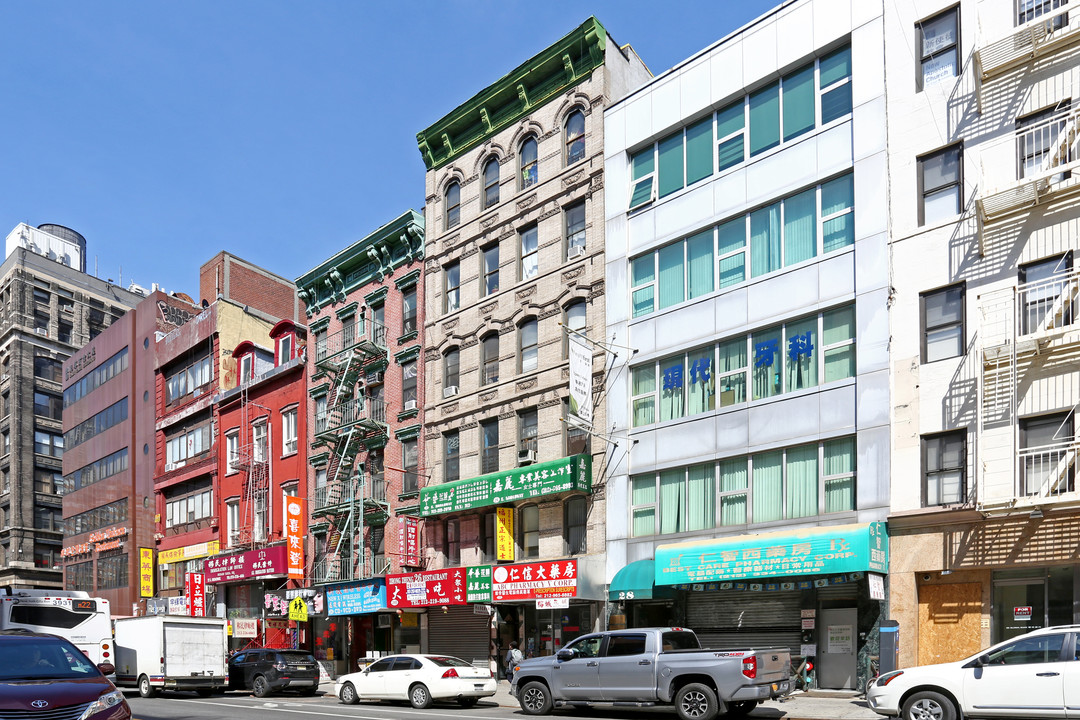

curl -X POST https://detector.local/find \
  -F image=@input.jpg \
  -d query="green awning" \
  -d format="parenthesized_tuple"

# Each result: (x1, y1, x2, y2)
(608, 559, 673, 601)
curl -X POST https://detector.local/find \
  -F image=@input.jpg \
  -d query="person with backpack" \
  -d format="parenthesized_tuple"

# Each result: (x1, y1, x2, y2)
(504, 641, 523, 683)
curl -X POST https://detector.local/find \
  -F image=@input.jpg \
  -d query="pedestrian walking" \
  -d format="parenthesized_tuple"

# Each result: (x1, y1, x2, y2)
(504, 641, 523, 683)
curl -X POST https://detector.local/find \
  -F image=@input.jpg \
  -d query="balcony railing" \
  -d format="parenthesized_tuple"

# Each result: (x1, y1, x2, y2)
(314, 554, 355, 584)
(314, 320, 387, 368)
(1018, 438, 1078, 498)
(976, 4, 1080, 81)
(315, 396, 387, 437)
(980, 269, 1080, 360)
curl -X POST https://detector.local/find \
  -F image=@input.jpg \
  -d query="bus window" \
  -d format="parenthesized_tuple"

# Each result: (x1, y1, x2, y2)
(10, 605, 92, 629)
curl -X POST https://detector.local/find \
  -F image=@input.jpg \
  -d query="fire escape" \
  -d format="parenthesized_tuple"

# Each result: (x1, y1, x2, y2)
(310, 316, 390, 584)
(232, 386, 273, 548)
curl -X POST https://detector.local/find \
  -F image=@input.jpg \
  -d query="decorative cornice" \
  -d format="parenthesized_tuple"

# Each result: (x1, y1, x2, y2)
(394, 268, 422, 291)
(310, 384, 330, 398)
(415, 17, 608, 170)
(395, 424, 422, 441)
(394, 345, 422, 365)
(309, 316, 331, 333)
(335, 302, 360, 320)
(365, 286, 389, 307)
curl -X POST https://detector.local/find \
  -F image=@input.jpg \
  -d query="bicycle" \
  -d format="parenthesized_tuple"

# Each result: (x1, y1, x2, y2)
(861, 655, 880, 697)
(792, 656, 815, 691)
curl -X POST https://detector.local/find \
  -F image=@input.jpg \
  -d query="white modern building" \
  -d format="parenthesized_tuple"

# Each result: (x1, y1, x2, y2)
(603, 0, 890, 691)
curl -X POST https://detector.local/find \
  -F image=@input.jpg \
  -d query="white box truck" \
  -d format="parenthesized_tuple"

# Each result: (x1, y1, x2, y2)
(114, 615, 229, 697)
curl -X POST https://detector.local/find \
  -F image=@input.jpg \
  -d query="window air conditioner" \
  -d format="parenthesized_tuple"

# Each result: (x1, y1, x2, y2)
(367, 371, 384, 384)
(404, 400, 417, 411)
(518, 449, 536, 465)
(35, 328, 48, 336)
(567, 245, 586, 260)
(443, 385, 458, 398)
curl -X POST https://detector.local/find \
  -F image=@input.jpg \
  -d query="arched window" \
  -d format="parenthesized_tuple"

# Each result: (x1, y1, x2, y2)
(445, 181, 461, 229)
(445, 518, 460, 565)
(482, 334, 499, 385)
(483, 157, 500, 208)
(564, 496, 587, 555)
(520, 319, 538, 373)
(520, 137, 538, 189)
(443, 348, 460, 393)
(564, 301, 586, 358)
(565, 110, 585, 164)
(519, 504, 539, 559)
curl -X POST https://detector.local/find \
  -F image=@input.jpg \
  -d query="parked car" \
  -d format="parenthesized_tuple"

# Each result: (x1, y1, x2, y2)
(228, 648, 320, 697)
(867, 624, 1080, 720)
(0, 629, 130, 720)
(509, 627, 791, 720)
(334, 654, 496, 708)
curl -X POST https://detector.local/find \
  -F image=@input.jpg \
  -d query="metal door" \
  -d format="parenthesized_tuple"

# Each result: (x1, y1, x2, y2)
(816, 608, 857, 689)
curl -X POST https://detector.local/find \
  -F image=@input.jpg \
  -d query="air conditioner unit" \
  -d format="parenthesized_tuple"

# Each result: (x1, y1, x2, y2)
(367, 371, 384, 384)
(35, 328, 48, 336)
(443, 385, 458, 398)
(567, 245, 586, 260)
(404, 400, 417, 411)
(164, 460, 185, 472)
(518, 449, 536, 465)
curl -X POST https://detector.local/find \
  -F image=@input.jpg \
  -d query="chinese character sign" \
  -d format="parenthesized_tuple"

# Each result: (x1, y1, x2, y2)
(386, 568, 467, 608)
(204, 545, 287, 583)
(568, 334, 593, 428)
(491, 560, 577, 602)
(139, 548, 154, 598)
(285, 494, 305, 580)
(466, 565, 493, 603)
(185, 572, 206, 617)
(397, 516, 421, 568)
(326, 579, 386, 616)
(420, 454, 592, 516)
(496, 507, 515, 562)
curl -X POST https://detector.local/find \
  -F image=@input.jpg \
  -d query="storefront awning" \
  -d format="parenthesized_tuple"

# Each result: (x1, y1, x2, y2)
(654, 521, 888, 586)
(608, 559, 675, 601)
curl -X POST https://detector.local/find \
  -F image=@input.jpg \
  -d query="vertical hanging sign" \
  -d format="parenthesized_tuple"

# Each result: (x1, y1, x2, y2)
(285, 494, 305, 580)
(568, 334, 593, 428)
(496, 507, 515, 562)
(185, 572, 206, 617)
(398, 516, 421, 567)
(139, 548, 154, 598)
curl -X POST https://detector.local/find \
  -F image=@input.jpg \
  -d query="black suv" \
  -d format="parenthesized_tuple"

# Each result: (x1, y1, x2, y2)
(228, 648, 320, 697)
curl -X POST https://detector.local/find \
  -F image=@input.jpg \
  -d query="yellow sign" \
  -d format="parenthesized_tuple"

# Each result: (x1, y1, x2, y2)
(289, 596, 309, 622)
(497, 507, 515, 562)
(158, 540, 220, 565)
(139, 548, 154, 598)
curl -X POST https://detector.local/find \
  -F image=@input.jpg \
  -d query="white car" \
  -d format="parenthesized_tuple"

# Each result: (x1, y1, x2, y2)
(334, 654, 496, 709)
(867, 624, 1080, 720)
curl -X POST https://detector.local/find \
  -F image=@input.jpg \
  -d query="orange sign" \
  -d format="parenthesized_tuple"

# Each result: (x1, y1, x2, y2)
(496, 507, 515, 562)
(285, 494, 305, 580)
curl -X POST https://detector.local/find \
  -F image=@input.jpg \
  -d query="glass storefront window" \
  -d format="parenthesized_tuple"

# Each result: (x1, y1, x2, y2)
(522, 604, 592, 658)
(992, 566, 1077, 643)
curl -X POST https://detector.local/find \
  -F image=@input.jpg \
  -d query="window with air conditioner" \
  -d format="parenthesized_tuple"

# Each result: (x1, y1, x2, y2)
(402, 360, 417, 410)
(518, 409, 538, 465)
(565, 201, 586, 260)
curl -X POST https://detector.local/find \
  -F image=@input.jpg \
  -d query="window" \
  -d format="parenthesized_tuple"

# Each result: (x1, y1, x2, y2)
(1020, 254, 1073, 335)
(483, 157, 500, 208)
(33, 287, 50, 305)
(34, 356, 62, 382)
(34, 311, 49, 336)
(314, 394, 328, 433)
(253, 421, 267, 463)
(519, 319, 538, 373)
(481, 512, 496, 563)
(165, 420, 211, 467)
(1020, 413, 1074, 496)
(64, 347, 129, 407)
(986, 633, 1065, 664)
(226, 430, 240, 473)
(565, 496, 587, 555)
(564, 301, 586, 358)
(34, 391, 63, 420)
(520, 137, 538, 189)
(923, 431, 967, 506)
(481, 419, 499, 474)
(922, 284, 965, 362)
(565, 399, 590, 456)
(58, 322, 73, 344)
(629, 147, 657, 210)
(481, 334, 499, 386)
(64, 397, 127, 450)
(918, 8, 960, 91)
(402, 438, 418, 494)
(96, 553, 128, 589)
(34, 430, 64, 458)
(34, 544, 60, 570)
(446, 518, 460, 565)
(165, 351, 213, 405)
(444, 349, 460, 391)
(314, 327, 328, 363)
(402, 360, 417, 407)
(520, 226, 538, 281)
(565, 109, 586, 164)
(66, 498, 128, 536)
(919, 145, 962, 225)
(483, 244, 500, 296)
(164, 481, 213, 529)
(402, 290, 417, 335)
(252, 490, 267, 542)
(1017, 102, 1071, 180)
(565, 201, 586, 258)
(66, 561, 93, 591)
(519, 504, 539, 559)
(519, 408, 538, 459)
(444, 262, 460, 313)
(444, 431, 460, 483)
(819, 46, 853, 125)
(1018, 0, 1069, 25)
(368, 449, 385, 501)
(606, 634, 646, 657)
(277, 334, 293, 364)
(59, 296, 74, 313)
(64, 448, 128, 493)
(34, 506, 63, 531)
(34, 468, 63, 495)
(282, 408, 297, 455)
(445, 182, 461, 229)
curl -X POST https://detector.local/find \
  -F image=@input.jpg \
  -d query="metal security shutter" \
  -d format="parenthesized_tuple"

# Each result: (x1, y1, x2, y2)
(687, 591, 801, 656)
(817, 582, 858, 602)
(427, 606, 490, 667)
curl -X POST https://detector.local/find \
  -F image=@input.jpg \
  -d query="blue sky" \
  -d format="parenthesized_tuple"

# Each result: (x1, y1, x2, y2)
(1, 1, 777, 297)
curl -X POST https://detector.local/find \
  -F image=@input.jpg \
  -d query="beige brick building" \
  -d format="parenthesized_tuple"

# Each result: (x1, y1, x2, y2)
(416, 18, 649, 661)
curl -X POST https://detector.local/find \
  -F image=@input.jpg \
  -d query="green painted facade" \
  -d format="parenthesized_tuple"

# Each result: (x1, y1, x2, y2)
(415, 17, 607, 171)
(294, 210, 424, 315)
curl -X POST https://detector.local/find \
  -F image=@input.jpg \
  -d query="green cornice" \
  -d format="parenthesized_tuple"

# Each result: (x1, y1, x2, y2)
(415, 17, 607, 171)
(309, 316, 331, 333)
(295, 210, 425, 316)
(365, 287, 389, 308)
(310, 452, 329, 467)
(395, 424, 422, 441)
(335, 302, 359, 320)
(394, 269, 421, 291)
(394, 346, 421, 365)
(310, 384, 330, 399)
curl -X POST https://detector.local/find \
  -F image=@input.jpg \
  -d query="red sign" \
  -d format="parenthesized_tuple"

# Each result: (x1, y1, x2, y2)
(185, 572, 206, 617)
(285, 495, 305, 580)
(397, 516, 421, 568)
(1014, 606, 1033, 620)
(387, 568, 466, 608)
(204, 545, 287, 583)
(492, 560, 577, 602)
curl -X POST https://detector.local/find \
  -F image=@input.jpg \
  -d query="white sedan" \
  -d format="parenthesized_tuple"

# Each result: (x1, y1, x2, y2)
(334, 654, 496, 709)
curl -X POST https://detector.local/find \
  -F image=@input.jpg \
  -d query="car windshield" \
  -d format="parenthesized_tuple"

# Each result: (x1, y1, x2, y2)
(0, 637, 100, 680)
(427, 656, 473, 667)
(279, 652, 315, 663)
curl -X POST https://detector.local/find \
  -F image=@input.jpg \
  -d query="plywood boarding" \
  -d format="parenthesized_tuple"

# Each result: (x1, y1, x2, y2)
(918, 582, 982, 665)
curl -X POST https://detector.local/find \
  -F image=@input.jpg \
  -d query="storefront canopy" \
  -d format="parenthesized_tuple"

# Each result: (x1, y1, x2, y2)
(655, 521, 888, 586)
(608, 559, 675, 601)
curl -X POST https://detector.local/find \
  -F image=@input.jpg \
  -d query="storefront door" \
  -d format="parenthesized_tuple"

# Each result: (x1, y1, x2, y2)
(817, 608, 857, 690)
(992, 566, 1076, 643)
(523, 604, 591, 658)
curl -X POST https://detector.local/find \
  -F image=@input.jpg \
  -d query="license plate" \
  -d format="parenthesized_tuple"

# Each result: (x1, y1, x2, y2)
(474, 684, 484, 690)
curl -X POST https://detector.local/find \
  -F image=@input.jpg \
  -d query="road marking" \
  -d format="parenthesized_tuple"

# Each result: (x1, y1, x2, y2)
(152, 697, 503, 720)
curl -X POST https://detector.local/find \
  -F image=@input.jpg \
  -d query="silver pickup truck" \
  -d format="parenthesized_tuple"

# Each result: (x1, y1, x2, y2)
(510, 627, 791, 720)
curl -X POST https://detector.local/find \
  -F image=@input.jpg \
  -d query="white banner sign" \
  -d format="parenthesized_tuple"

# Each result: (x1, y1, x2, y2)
(868, 573, 885, 600)
(567, 334, 593, 428)
(232, 618, 258, 638)
(536, 597, 570, 609)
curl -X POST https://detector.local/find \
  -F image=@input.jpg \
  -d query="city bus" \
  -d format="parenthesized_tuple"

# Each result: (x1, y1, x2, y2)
(0, 588, 113, 665)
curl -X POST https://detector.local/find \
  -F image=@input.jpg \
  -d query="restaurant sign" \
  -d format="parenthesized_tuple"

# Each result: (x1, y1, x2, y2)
(387, 568, 466, 608)
(655, 522, 889, 585)
(492, 560, 577, 602)
(204, 544, 288, 583)
(419, 454, 591, 516)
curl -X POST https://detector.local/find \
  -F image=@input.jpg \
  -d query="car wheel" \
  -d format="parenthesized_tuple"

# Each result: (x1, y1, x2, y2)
(138, 675, 157, 698)
(902, 691, 957, 720)
(725, 701, 757, 716)
(252, 675, 270, 698)
(519, 681, 553, 716)
(459, 697, 479, 708)
(676, 682, 719, 720)
(409, 683, 432, 709)
(339, 682, 359, 705)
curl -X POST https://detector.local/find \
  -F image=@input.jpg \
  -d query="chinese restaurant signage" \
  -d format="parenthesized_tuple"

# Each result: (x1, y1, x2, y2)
(185, 572, 206, 617)
(285, 494, 305, 580)
(492, 560, 578, 602)
(139, 548, 154, 598)
(655, 522, 889, 585)
(496, 507, 515, 561)
(466, 565, 493, 603)
(204, 544, 287, 583)
(419, 454, 591, 516)
(326, 578, 386, 616)
(158, 540, 220, 565)
(387, 568, 466, 608)
(397, 516, 420, 567)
